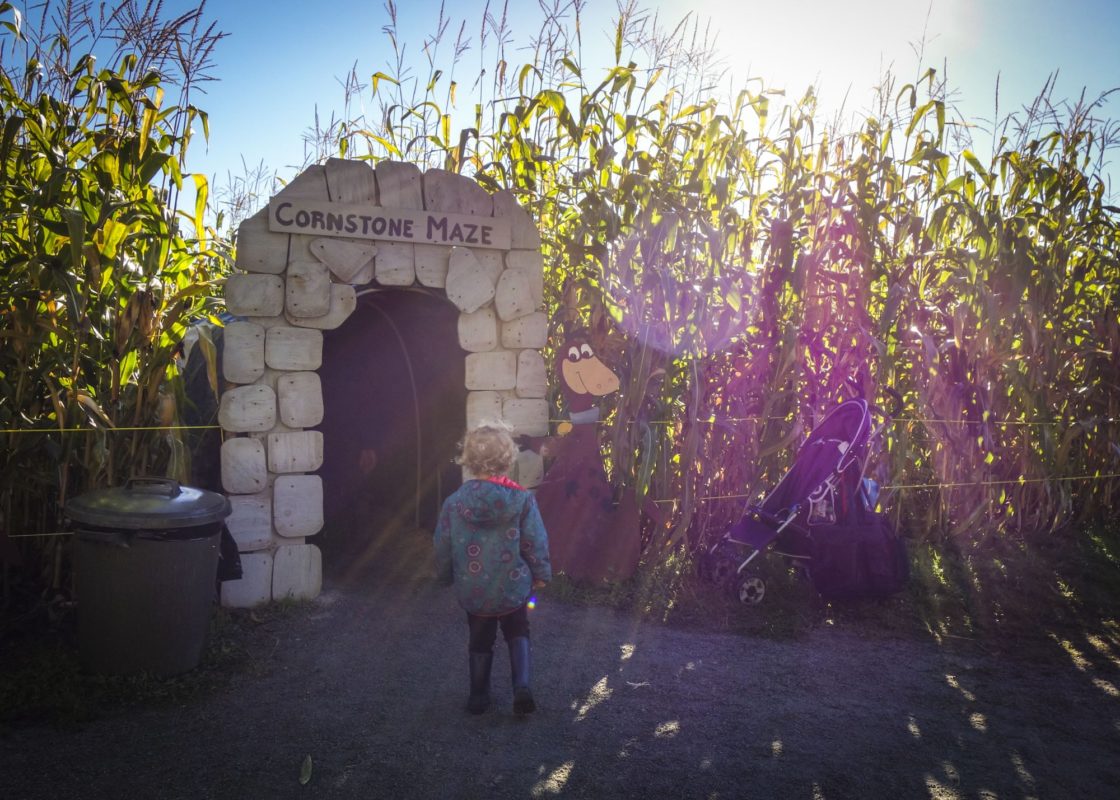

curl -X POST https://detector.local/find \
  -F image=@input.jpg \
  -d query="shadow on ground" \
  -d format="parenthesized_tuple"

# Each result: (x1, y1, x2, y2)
(2, 521, 1119, 799)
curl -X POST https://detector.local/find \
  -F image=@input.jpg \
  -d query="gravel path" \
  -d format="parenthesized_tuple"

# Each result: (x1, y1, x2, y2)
(3, 533, 1119, 800)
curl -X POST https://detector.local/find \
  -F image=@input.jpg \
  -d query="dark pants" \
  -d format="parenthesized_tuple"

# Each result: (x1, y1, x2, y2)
(467, 605, 530, 654)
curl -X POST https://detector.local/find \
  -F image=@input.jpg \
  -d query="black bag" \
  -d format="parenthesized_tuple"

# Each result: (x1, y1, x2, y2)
(216, 524, 243, 582)
(809, 514, 907, 601)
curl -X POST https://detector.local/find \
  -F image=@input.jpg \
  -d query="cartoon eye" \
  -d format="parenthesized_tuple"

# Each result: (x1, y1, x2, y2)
(579, 343, 594, 359)
(567, 346, 581, 361)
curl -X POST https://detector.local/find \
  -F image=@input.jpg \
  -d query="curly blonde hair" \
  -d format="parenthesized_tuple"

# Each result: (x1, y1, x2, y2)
(458, 421, 518, 477)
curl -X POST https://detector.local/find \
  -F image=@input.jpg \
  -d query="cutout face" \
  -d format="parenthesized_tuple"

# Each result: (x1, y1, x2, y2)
(559, 334, 620, 398)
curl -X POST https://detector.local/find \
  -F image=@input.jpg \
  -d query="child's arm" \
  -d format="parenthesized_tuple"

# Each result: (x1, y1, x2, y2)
(520, 495, 552, 585)
(432, 504, 454, 586)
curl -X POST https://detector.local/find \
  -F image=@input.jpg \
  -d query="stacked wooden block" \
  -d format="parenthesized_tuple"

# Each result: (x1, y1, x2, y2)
(219, 159, 547, 608)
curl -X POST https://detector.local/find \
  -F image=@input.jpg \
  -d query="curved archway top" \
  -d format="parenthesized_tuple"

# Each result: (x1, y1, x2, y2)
(354, 284, 461, 310)
(216, 159, 549, 608)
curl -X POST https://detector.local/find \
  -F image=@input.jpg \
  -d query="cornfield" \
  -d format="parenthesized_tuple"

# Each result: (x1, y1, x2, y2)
(2, 0, 1118, 604)
(323, 0, 1120, 555)
(0, 1, 229, 591)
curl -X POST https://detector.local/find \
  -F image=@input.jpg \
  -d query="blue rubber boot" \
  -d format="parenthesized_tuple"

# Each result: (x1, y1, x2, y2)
(467, 651, 492, 715)
(508, 637, 535, 714)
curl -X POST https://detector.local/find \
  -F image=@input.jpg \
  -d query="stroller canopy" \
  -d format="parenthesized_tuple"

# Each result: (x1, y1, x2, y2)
(730, 399, 871, 549)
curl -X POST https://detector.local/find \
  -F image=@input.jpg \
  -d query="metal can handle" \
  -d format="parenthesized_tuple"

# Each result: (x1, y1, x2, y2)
(124, 477, 182, 498)
(75, 528, 133, 547)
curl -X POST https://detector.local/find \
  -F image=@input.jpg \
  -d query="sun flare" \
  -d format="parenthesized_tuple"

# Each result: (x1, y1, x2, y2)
(660, 0, 971, 113)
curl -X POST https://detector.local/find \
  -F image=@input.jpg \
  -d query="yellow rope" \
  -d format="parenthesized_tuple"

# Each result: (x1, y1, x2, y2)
(2, 415, 1116, 434)
(0, 425, 221, 434)
(552, 416, 1119, 427)
(880, 473, 1120, 490)
(648, 472, 1120, 505)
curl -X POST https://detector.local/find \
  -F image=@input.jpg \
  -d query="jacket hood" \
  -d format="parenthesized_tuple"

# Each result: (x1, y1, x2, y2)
(451, 479, 524, 526)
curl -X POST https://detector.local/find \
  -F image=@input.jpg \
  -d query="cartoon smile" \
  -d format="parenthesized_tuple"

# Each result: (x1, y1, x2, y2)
(561, 340, 620, 397)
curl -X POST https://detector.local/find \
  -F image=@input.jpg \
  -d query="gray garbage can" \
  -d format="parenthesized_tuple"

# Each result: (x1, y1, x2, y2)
(66, 477, 232, 676)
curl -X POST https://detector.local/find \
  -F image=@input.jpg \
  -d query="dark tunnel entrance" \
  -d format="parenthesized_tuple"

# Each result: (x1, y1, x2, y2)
(315, 289, 466, 564)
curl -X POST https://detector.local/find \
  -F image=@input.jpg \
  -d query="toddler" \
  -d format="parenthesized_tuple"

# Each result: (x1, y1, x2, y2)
(433, 423, 552, 714)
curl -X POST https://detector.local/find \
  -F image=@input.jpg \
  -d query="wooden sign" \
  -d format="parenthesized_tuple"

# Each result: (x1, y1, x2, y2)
(269, 199, 511, 250)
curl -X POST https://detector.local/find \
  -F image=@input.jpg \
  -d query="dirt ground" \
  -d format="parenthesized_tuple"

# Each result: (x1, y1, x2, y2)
(3, 527, 1119, 800)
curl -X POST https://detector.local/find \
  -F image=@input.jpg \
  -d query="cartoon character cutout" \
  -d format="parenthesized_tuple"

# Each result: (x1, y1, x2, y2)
(560, 334, 620, 411)
(531, 330, 642, 582)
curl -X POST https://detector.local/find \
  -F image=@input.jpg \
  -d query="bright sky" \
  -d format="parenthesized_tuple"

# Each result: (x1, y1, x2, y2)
(176, 0, 1119, 205)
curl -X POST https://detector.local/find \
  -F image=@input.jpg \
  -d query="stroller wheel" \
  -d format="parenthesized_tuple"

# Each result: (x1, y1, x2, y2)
(734, 573, 767, 605)
(708, 554, 741, 589)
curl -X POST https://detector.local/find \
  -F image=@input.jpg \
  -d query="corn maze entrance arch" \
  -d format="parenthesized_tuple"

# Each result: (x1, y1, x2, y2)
(317, 287, 465, 540)
(217, 159, 547, 608)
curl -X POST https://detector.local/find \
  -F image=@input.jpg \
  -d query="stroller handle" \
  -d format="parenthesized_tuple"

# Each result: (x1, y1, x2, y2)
(746, 504, 799, 529)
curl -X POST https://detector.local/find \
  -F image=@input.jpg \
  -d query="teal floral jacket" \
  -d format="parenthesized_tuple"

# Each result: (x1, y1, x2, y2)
(433, 477, 552, 615)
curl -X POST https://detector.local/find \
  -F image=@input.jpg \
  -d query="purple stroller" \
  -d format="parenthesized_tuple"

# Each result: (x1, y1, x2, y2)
(701, 399, 908, 604)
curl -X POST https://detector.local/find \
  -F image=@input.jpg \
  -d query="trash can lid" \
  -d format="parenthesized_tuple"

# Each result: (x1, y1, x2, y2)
(66, 477, 232, 530)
